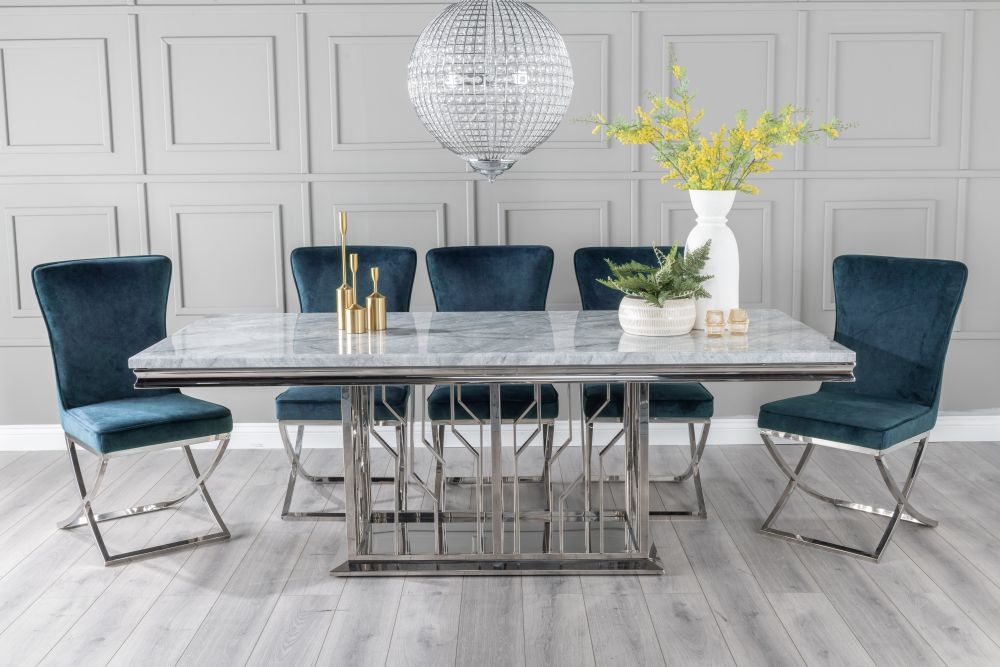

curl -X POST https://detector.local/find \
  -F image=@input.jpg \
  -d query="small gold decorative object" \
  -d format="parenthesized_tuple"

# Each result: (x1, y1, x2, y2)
(346, 304, 368, 334)
(335, 211, 354, 330)
(345, 252, 368, 334)
(728, 308, 749, 335)
(705, 309, 725, 337)
(366, 266, 388, 331)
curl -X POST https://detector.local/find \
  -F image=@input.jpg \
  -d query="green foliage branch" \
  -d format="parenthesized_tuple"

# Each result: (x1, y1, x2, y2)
(597, 242, 713, 307)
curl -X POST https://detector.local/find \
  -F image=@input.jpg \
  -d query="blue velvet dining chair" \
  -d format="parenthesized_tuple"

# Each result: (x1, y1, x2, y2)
(574, 247, 715, 518)
(32, 256, 233, 566)
(757, 254, 967, 561)
(275, 245, 417, 519)
(425, 246, 559, 501)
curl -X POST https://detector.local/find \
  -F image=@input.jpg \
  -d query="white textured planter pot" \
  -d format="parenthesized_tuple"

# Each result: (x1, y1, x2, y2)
(617, 296, 696, 337)
(686, 190, 739, 329)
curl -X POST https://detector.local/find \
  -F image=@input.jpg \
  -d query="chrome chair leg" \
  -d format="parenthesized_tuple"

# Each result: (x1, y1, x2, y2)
(279, 421, 395, 521)
(761, 433, 936, 527)
(759, 433, 936, 562)
(649, 421, 710, 519)
(60, 434, 231, 566)
(57, 449, 108, 529)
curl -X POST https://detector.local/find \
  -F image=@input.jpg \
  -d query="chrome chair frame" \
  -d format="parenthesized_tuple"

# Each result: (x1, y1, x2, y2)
(584, 384, 711, 519)
(59, 432, 231, 566)
(759, 428, 936, 562)
(278, 386, 410, 521)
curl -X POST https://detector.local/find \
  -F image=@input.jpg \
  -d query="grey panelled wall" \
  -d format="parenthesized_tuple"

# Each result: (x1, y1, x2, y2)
(0, 1, 998, 425)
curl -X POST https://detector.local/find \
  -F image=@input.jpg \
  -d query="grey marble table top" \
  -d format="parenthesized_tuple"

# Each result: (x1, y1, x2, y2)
(130, 309, 854, 386)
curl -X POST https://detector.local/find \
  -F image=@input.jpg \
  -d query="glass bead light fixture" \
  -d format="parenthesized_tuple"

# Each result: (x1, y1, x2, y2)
(407, 0, 574, 181)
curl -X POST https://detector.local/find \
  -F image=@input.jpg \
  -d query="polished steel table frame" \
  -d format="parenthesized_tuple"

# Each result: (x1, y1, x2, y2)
(135, 362, 854, 576)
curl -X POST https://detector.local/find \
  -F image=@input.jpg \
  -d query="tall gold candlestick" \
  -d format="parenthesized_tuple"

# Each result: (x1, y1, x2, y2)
(366, 266, 387, 331)
(345, 252, 367, 334)
(335, 211, 354, 330)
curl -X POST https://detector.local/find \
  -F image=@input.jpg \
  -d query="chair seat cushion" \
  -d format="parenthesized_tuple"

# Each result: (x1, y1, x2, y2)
(275, 385, 409, 422)
(758, 391, 936, 450)
(583, 383, 714, 421)
(426, 384, 559, 421)
(61, 394, 232, 455)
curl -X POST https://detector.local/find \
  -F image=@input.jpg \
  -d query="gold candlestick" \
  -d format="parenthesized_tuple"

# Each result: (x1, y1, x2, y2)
(366, 266, 387, 331)
(345, 252, 368, 334)
(335, 211, 354, 330)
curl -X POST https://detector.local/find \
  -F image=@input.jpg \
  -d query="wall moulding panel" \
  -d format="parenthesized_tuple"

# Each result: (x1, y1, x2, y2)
(508, 10, 632, 174)
(0, 15, 137, 175)
(638, 11, 798, 173)
(969, 10, 1000, 170)
(139, 13, 301, 174)
(0, 183, 144, 345)
(805, 10, 964, 171)
(146, 182, 305, 330)
(958, 179, 1000, 335)
(310, 180, 469, 312)
(0, 3, 997, 423)
(801, 178, 959, 334)
(477, 179, 630, 310)
(306, 11, 464, 175)
(821, 199, 936, 309)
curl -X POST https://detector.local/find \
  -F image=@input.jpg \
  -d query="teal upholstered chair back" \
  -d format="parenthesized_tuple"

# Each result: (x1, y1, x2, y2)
(32, 255, 176, 411)
(290, 246, 417, 313)
(426, 245, 554, 312)
(574, 246, 676, 310)
(825, 255, 967, 408)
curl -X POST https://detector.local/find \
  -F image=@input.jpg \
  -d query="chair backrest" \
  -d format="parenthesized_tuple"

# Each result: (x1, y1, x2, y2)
(574, 246, 676, 310)
(826, 254, 967, 408)
(32, 255, 177, 411)
(426, 245, 554, 312)
(290, 245, 417, 313)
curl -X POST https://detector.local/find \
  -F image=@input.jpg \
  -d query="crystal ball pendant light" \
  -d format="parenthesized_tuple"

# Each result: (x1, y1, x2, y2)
(407, 0, 574, 181)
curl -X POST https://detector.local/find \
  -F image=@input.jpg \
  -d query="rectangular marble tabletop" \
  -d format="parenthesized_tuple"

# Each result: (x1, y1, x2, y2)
(130, 309, 854, 386)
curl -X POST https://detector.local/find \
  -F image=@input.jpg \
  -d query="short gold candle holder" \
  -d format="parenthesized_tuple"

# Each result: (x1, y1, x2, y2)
(335, 211, 353, 330)
(346, 304, 368, 334)
(345, 252, 367, 334)
(705, 309, 725, 337)
(366, 266, 387, 332)
(728, 308, 749, 335)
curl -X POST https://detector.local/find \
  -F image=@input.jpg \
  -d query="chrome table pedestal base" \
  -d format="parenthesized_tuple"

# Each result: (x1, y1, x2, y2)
(331, 552, 664, 576)
(333, 382, 660, 576)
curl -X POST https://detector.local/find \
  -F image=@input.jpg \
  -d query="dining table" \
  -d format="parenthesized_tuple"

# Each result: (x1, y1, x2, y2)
(129, 309, 855, 576)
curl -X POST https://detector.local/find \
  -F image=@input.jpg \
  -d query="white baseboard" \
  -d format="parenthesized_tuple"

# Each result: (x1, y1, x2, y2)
(1, 413, 997, 451)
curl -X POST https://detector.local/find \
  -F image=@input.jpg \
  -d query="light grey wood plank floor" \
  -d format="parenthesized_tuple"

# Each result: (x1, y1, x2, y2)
(0, 442, 998, 666)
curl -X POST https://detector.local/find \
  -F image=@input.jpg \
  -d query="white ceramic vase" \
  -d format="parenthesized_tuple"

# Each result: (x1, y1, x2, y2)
(617, 296, 696, 337)
(685, 189, 739, 329)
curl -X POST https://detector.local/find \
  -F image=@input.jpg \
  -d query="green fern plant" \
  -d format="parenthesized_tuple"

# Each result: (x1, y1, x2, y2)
(597, 242, 712, 307)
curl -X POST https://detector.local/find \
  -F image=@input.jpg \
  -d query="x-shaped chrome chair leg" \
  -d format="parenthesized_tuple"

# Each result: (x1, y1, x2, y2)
(60, 434, 231, 566)
(649, 421, 710, 519)
(278, 421, 398, 520)
(759, 432, 936, 562)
